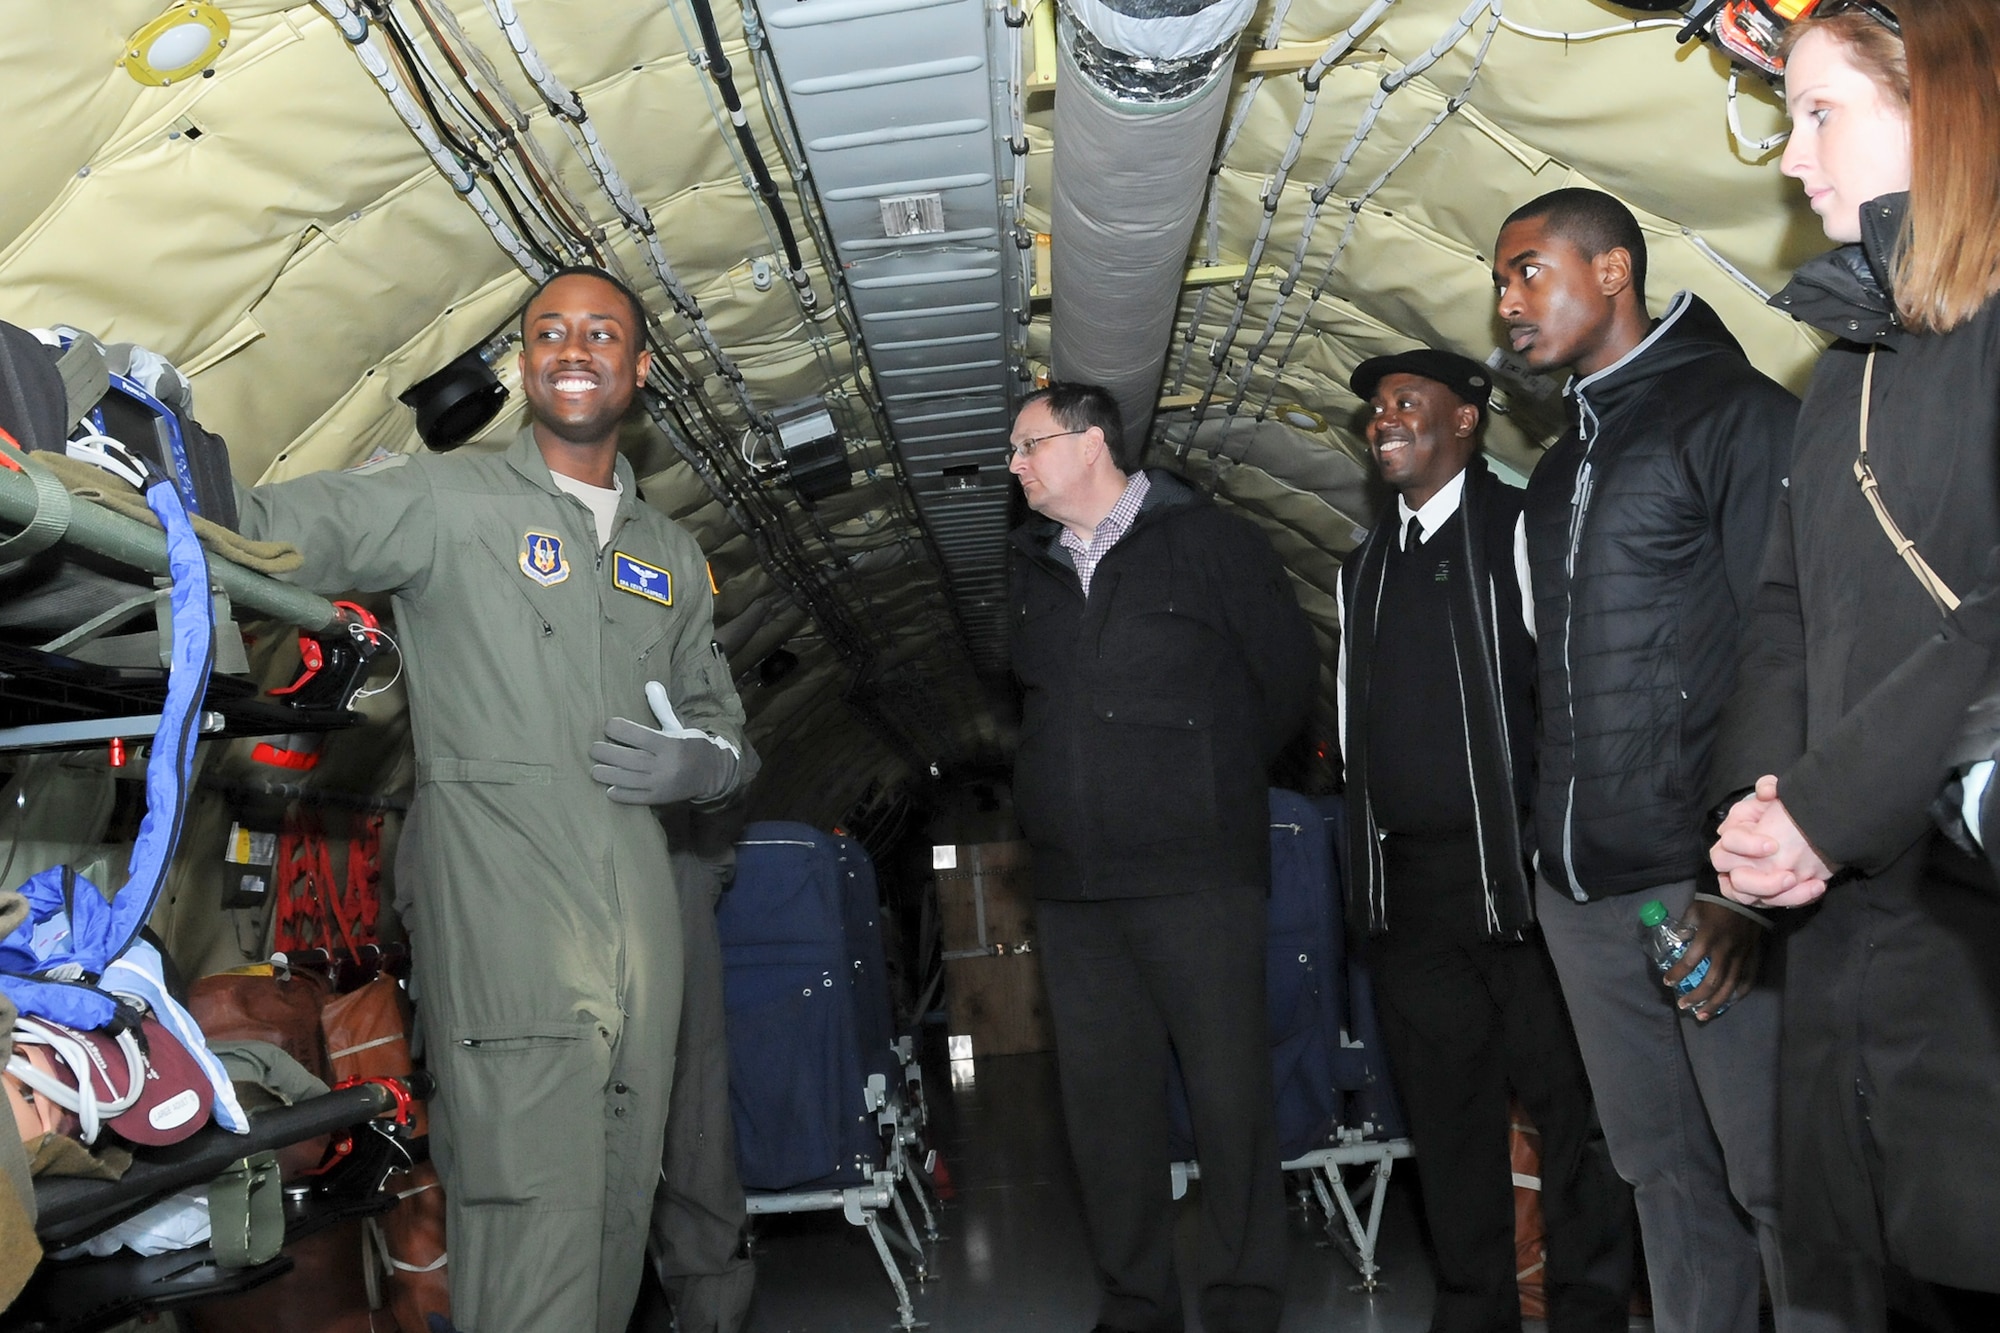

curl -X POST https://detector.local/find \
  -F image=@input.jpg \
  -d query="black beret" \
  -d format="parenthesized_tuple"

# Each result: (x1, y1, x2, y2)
(1349, 347, 1493, 421)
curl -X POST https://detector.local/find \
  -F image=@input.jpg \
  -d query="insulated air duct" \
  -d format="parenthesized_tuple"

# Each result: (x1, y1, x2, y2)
(1049, 0, 1255, 451)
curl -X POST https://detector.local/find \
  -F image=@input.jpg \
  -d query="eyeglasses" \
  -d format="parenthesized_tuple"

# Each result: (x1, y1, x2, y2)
(1005, 429, 1085, 461)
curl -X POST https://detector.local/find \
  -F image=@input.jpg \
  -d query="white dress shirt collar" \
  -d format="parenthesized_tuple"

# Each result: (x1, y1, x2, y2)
(1394, 467, 1468, 549)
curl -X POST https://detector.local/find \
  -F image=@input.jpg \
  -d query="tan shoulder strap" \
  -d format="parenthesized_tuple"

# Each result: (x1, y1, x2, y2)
(1852, 348, 1960, 614)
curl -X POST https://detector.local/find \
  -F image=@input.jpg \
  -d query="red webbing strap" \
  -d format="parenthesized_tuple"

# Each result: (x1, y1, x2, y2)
(343, 813, 383, 942)
(272, 817, 320, 955)
(273, 812, 373, 960)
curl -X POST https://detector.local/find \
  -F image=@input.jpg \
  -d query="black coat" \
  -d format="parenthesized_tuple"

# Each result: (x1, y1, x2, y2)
(1339, 456, 1538, 939)
(1525, 291, 1797, 899)
(1711, 194, 2000, 1288)
(1008, 470, 1318, 900)
(1715, 196, 2000, 865)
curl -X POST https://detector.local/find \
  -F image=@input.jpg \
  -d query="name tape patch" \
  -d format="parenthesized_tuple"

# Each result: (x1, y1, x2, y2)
(613, 552, 673, 606)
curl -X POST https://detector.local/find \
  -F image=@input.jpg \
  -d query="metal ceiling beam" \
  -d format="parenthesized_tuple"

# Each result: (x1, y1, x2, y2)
(753, 0, 1024, 673)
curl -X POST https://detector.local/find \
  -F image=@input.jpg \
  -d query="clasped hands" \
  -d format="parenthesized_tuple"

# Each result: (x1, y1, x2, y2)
(1710, 773, 1839, 908)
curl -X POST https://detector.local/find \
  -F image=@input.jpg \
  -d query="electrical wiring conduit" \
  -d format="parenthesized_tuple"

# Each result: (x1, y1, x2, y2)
(480, 0, 768, 421)
(1171, 0, 1396, 392)
(684, 0, 816, 313)
(1227, 0, 1501, 436)
(301, 1, 959, 764)
(313, 0, 546, 278)
(1172, 0, 1494, 456)
(1172, 0, 1305, 391)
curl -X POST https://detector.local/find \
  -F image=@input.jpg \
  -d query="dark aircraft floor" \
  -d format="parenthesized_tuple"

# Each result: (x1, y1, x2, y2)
(633, 1042, 1472, 1333)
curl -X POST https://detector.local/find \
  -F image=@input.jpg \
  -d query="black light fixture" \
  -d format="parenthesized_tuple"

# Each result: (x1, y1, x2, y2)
(756, 647, 800, 688)
(770, 397, 851, 501)
(399, 341, 510, 452)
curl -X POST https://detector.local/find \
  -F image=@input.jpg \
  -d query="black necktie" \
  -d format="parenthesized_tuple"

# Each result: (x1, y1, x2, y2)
(1405, 515, 1423, 552)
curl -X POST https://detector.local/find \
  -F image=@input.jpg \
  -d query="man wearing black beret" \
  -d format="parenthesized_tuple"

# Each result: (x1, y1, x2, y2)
(1336, 347, 1633, 1333)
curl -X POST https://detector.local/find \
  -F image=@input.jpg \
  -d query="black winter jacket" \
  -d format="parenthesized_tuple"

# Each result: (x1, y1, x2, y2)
(1526, 291, 1797, 900)
(1008, 470, 1318, 900)
(1340, 457, 1538, 939)
(1713, 195, 2000, 873)
(1708, 193, 2000, 1290)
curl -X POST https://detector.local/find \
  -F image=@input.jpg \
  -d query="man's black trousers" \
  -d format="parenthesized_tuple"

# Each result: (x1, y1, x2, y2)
(1366, 908, 1633, 1333)
(1036, 883, 1286, 1333)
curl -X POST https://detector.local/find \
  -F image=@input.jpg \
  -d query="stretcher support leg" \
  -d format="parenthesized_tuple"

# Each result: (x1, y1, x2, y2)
(851, 1192, 923, 1329)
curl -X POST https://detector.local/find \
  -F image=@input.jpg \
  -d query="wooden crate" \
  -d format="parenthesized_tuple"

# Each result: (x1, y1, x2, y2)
(935, 841, 1054, 1056)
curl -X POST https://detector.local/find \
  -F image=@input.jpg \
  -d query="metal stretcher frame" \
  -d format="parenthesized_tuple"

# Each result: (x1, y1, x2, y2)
(741, 1056, 943, 1329)
(1163, 794, 1418, 1292)
(7, 1074, 431, 1333)
(1167, 1130, 1416, 1291)
(728, 830, 945, 1329)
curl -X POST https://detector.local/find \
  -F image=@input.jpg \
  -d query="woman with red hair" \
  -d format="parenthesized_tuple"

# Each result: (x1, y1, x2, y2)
(1711, 1, 2000, 1327)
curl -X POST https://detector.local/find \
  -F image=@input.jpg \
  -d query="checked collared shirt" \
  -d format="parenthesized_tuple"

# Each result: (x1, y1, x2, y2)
(1059, 469, 1151, 597)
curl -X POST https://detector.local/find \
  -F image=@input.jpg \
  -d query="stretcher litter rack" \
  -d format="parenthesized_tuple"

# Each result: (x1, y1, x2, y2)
(4, 1073, 433, 1333)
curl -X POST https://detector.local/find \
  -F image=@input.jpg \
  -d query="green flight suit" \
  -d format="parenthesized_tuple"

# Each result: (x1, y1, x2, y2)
(239, 428, 749, 1333)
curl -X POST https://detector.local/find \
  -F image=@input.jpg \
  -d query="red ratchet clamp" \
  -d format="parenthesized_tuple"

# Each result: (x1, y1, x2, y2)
(270, 601, 387, 711)
(306, 1074, 424, 1176)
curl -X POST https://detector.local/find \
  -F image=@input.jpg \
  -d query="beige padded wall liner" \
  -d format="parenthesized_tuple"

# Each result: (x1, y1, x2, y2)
(3, 0, 1833, 824)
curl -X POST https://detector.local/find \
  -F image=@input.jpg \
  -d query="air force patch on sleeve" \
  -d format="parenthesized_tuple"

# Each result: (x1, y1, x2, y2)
(520, 531, 570, 586)
(613, 552, 673, 606)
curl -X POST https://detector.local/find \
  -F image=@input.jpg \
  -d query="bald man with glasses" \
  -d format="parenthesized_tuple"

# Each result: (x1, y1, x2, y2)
(1005, 381, 1317, 1333)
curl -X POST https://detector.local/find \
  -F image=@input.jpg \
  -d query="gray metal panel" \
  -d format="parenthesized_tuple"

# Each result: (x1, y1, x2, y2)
(757, 0, 1020, 670)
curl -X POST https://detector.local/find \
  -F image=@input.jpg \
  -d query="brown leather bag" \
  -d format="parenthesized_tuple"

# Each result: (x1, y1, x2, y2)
(1510, 1101, 1651, 1320)
(371, 1160, 450, 1333)
(1510, 1104, 1547, 1319)
(185, 1218, 379, 1333)
(184, 966, 385, 1332)
(323, 978, 450, 1332)
(322, 978, 425, 1137)
(188, 965, 335, 1084)
(188, 965, 336, 1179)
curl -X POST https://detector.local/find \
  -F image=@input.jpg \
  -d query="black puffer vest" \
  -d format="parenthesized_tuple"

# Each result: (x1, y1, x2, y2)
(1525, 292, 1798, 899)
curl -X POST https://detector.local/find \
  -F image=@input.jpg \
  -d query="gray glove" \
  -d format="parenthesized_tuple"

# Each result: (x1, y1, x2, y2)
(590, 681, 740, 806)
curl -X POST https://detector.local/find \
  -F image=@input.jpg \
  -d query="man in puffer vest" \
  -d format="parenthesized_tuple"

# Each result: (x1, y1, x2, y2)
(1493, 189, 1806, 1333)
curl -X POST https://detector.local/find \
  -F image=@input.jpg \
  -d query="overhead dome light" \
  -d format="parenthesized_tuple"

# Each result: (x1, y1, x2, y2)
(119, 3, 230, 87)
(1278, 405, 1327, 433)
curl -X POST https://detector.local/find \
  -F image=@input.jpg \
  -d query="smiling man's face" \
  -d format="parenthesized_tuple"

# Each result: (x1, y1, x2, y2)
(519, 273, 652, 449)
(1366, 372, 1478, 510)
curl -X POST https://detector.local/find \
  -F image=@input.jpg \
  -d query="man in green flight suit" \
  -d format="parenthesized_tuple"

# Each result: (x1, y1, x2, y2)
(238, 267, 755, 1333)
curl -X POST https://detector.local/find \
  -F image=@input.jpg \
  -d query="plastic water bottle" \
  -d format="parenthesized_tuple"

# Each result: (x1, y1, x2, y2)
(1638, 899, 1710, 996)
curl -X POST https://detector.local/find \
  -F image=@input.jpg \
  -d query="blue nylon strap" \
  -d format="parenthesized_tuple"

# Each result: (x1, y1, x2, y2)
(93, 370, 202, 516)
(1, 467, 213, 1025)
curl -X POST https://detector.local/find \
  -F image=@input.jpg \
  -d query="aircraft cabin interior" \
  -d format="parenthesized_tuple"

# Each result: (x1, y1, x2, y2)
(7, 2, 1995, 1332)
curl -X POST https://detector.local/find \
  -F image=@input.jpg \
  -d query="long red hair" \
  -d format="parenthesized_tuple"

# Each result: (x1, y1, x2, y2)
(1784, 0, 2000, 333)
